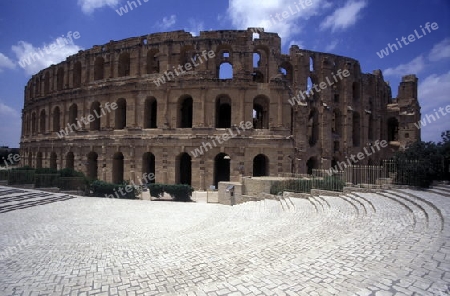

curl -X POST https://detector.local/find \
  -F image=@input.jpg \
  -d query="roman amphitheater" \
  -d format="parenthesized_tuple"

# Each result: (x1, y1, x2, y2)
(20, 28, 421, 189)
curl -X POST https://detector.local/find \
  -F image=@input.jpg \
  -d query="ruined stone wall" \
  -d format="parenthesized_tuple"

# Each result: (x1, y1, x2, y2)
(20, 28, 420, 189)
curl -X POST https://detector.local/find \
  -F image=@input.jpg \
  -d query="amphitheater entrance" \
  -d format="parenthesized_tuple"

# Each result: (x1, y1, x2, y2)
(87, 152, 98, 180)
(66, 152, 74, 170)
(216, 97, 231, 128)
(176, 153, 191, 185)
(50, 152, 57, 170)
(306, 157, 318, 175)
(113, 152, 124, 184)
(388, 117, 399, 142)
(253, 154, 268, 177)
(214, 153, 230, 188)
(142, 152, 155, 184)
(178, 96, 193, 128)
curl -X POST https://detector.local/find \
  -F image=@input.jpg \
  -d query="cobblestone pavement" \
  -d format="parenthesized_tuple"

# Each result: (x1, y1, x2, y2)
(0, 185, 449, 296)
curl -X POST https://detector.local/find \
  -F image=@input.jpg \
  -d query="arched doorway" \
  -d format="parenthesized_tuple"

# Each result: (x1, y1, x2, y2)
(253, 154, 268, 177)
(66, 152, 74, 169)
(87, 152, 98, 180)
(142, 152, 155, 184)
(214, 153, 230, 188)
(112, 152, 124, 184)
(306, 157, 318, 175)
(176, 153, 191, 185)
(50, 152, 57, 170)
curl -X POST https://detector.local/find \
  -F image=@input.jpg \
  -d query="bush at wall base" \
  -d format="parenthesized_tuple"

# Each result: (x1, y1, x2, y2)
(148, 183, 194, 202)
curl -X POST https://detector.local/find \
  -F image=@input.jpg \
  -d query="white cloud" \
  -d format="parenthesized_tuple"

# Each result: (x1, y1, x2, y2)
(185, 19, 204, 37)
(383, 56, 426, 77)
(227, 0, 330, 42)
(77, 0, 120, 14)
(418, 71, 450, 142)
(324, 39, 339, 52)
(155, 15, 177, 30)
(428, 38, 450, 62)
(0, 53, 16, 72)
(0, 101, 21, 147)
(11, 37, 82, 76)
(320, 0, 368, 32)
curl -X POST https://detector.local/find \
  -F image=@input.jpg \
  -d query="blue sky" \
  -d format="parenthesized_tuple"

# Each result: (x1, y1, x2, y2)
(0, 0, 449, 147)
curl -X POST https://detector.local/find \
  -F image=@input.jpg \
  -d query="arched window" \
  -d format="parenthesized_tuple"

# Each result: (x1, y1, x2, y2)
(146, 50, 160, 74)
(352, 82, 360, 103)
(118, 52, 130, 77)
(144, 98, 157, 129)
(50, 152, 57, 170)
(176, 153, 191, 185)
(253, 96, 269, 129)
(115, 98, 127, 129)
(52, 107, 61, 132)
(73, 61, 82, 88)
(142, 152, 155, 184)
(113, 152, 124, 184)
(253, 154, 269, 177)
(31, 112, 37, 135)
(214, 153, 230, 187)
(87, 152, 98, 180)
(308, 108, 319, 146)
(94, 57, 105, 80)
(216, 96, 231, 128)
(69, 104, 78, 127)
(178, 96, 193, 128)
(39, 109, 46, 133)
(90, 101, 101, 131)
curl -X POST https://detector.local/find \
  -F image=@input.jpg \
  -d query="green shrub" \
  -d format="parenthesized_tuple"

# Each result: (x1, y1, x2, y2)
(35, 168, 58, 174)
(148, 183, 194, 202)
(34, 174, 59, 188)
(59, 168, 85, 178)
(90, 180, 137, 199)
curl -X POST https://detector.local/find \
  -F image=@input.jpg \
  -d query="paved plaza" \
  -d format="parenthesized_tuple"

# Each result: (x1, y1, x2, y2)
(0, 185, 449, 296)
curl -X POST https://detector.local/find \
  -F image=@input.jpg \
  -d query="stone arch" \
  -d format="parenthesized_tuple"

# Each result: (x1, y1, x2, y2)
(50, 152, 57, 170)
(118, 52, 130, 77)
(219, 62, 233, 79)
(176, 152, 191, 185)
(90, 101, 101, 131)
(52, 106, 61, 132)
(214, 153, 230, 187)
(68, 103, 78, 126)
(387, 117, 399, 142)
(306, 157, 318, 175)
(353, 112, 361, 147)
(115, 98, 127, 130)
(352, 81, 360, 103)
(39, 109, 46, 133)
(279, 61, 293, 84)
(179, 45, 195, 66)
(66, 152, 74, 169)
(112, 152, 124, 184)
(215, 95, 231, 128)
(73, 61, 82, 88)
(144, 97, 157, 129)
(31, 112, 37, 135)
(146, 49, 160, 74)
(57, 67, 64, 90)
(142, 152, 155, 184)
(253, 95, 269, 129)
(308, 108, 319, 147)
(94, 57, 105, 80)
(87, 151, 98, 180)
(253, 154, 269, 177)
(36, 152, 43, 169)
(178, 95, 193, 128)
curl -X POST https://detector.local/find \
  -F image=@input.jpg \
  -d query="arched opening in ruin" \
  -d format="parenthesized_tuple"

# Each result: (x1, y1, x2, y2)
(31, 112, 37, 135)
(219, 62, 233, 79)
(216, 96, 231, 128)
(57, 67, 64, 91)
(353, 112, 361, 147)
(387, 117, 399, 142)
(253, 154, 269, 177)
(112, 152, 124, 184)
(90, 101, 101, 131)
(66, 152, 74, 169)
(73, 61, 82, 88)
(142, 152, 155, 184)
(50, 152, 57, 170)
(176, 153, 191, 185)
(178, 96, 193, 128)
(306, 157, 318, 175)
(253, 52, 261, 68)
(28, 152, 33, 167)
(252, 70, 265, 83)
(87, 151, 98, 180)
(253, 96, 269, 129)
(308, 108, 319, 147)
(332, 108, 342, 136)
(180, 46, 194, 66)
(307, 77, 313, 96)
(69, 103, 78, 127)
(94, 57, 104, 80)
(144, 97, 157, 129)
(279, 61, 293, 84)
(309, 57, 314, 72)
(118, 52, 130, 77)
(39, 109, 46, 133)
(44, 73, 50, 94)
(36, 152, 43, 169)
(214, 153, 230, 188)
(115, 98, 127, 130)
(352, 82, 360, 103)
(146, 50, 160, 74)
(52, 107, 60, 132)
(368, 114, 374, 141)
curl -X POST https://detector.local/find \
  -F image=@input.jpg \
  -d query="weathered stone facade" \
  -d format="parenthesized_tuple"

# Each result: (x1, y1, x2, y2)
(20, 28, 421, 189)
